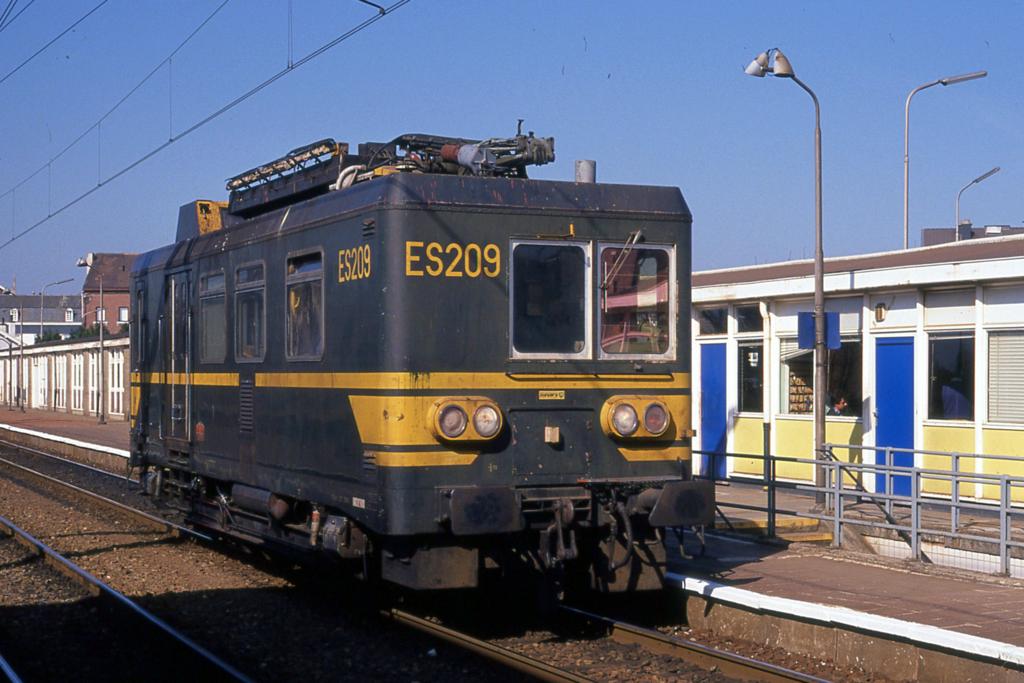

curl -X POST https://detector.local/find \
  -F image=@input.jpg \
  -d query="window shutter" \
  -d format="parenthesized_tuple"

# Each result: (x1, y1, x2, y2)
(989, 331, 1024, 423)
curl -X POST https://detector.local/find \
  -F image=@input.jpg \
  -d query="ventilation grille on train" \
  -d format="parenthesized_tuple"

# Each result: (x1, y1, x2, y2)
(239, 379, 254, 433)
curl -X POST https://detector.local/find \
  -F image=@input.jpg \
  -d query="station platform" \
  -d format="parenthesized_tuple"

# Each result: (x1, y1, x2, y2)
(1, 408, 1021, 678)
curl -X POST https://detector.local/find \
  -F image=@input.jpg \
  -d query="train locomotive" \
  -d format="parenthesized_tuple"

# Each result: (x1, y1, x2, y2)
(129, 129, 714, 591)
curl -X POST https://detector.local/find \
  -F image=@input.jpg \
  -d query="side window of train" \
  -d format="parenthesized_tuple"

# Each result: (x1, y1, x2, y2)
(134, 284, 145, 366)
(285, 251, 324, 360)
(235, 262, 265, 362)
(510, 240, 591, 359)
(198, 270, 226, 364)
(598, 244, 676, 360)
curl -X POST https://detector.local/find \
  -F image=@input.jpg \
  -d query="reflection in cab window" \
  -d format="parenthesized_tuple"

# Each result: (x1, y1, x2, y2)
(286, 252, 323, 359)
(512, 243, 587, 355)
(599, 246, 671, 356)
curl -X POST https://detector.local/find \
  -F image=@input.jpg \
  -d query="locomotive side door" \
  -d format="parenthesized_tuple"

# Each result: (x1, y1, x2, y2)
(163, 271, 192, 445)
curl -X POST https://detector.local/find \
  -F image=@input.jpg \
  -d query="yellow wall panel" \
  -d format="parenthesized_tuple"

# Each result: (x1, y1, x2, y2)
(731, 417, 765, 476)
(774, 418, 813, 481)
(922, 425, 973, 496)
(982, 429, 1024, 502)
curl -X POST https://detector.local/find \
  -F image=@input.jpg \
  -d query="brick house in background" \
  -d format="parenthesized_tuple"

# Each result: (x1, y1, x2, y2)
(81, 253, 137, 334)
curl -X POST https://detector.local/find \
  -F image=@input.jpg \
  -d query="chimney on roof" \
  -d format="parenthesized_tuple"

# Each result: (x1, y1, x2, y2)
(957, 219, 973, 242)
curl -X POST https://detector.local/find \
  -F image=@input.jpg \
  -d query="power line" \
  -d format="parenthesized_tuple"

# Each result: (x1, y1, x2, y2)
(0, 0, 109, 86)
(0, 0, 17, 29)
(0, 0, 34, 32)
(0, 0, 232, 200)
(0, 0, 412, 254)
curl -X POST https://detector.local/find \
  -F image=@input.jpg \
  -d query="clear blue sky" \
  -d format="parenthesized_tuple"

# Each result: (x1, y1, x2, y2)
(0, 0, 1021, 293)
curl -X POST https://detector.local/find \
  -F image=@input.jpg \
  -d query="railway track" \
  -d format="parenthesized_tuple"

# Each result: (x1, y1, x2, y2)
(0, 438, 837, 682)
(0, 513, 252, 682)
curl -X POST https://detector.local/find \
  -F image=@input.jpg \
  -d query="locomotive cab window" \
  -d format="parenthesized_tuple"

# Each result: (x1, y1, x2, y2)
(199, 269, 226, 364)
(286, 251, 324, 360)
(510, 241, 591, 359)
(235, 262, 265, 362)
(598, 244, 675, 359)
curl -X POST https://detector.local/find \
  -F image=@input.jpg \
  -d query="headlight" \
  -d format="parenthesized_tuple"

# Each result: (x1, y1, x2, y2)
(644, 403, 669, 436)
(611, 404, 639, 436)
(473, 405, 501, 438)
(438, 405, 468, 438)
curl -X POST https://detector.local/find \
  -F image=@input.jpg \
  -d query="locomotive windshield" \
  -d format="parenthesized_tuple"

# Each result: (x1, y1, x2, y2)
(599, 245, 673, 357)
(511, 242, 589, 357)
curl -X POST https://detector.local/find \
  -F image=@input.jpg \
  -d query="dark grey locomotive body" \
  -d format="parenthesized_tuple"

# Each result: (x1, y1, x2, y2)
(130, 147, 713, 591)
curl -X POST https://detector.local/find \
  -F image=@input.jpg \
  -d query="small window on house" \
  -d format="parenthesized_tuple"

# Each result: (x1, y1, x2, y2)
(118, 307, 129, 323)
(930, 333, 974, 420)
(65, 308, 74, 323)
(698, 307, 726, 335)
(199, 269, 226, 364)
(286, 252, 323, 359)
(236, 263, 265, 362)
(96, 308, 106, 322)
(736, 305, 762, 333)
(737, 341, 763, 413)
(989, 331, 1024, 423)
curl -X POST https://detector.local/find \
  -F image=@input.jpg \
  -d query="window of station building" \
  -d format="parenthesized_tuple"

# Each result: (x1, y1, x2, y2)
(697, 307, 726, 335)
(737, 341, 764, 413)
(779, 338, 862, 416)
(286, 252, 324, 360)
(9, 309, 18, 323)
(236, 262, 265, 362)
(598, 245, 674, 358)
(511, 241, 589, 358)
(65, 308, 74, 323)
(989, 331, 1024, 423)
(198, 269, 226, 364)
(929, 333, 974, 420)
(735, 305, 762, 333)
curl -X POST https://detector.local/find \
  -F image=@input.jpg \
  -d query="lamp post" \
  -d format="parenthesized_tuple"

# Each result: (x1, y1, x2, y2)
(76, 254, 105, 425)
(903, 71, 987, 249)
(955, 166, 1001, 241)
(745, 48, 826, 502)
(40, 278, 73, 339)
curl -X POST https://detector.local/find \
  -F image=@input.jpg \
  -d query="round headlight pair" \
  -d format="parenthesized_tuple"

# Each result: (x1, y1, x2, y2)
(610, 401, 670, 438)
(438, 403, 502, 439)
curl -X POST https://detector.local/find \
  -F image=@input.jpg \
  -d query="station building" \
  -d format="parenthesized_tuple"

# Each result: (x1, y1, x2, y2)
(691, 232, 1024, 501)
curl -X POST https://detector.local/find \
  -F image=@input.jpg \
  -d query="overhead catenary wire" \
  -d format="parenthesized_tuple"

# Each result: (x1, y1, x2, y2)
(0, 0, 232, 199)
(0, 0, 412, 254)
(0, 0, 109, 86)
(0, 0, 17, 30)
(0, 0, 32, 31)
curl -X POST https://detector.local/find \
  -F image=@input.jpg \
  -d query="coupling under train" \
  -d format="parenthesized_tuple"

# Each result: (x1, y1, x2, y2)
(129, 128, 714, 591)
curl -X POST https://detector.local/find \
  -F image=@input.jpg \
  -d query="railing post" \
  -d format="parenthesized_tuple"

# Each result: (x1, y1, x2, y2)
(911, 469, 921, 561)
(1000, 476, 1011, 576)
(832, 462, 842, 548)
(767, 454, 777, 539)
(885, 447, 893, 518)
(951, 452, 960, 534)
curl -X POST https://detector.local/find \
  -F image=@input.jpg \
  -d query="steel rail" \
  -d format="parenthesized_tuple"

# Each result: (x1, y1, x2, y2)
(0, 514, 253, 682)
(0, 453, 210, 542)
(385, 608, 591, 683)
(559, 605, 830, 683)
(0, 435, 134, 482)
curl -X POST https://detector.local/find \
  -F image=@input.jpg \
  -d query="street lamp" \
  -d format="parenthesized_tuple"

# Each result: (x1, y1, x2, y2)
(746, 48, 827, 502)
(903, 71, 987, 249)
(955, 167, 1001, 241)
(76, 254, 106, 425)
(40, 278, 73, 339)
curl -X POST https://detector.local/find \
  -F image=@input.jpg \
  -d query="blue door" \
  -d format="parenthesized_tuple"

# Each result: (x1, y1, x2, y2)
(875, 337, 914, 495)
(700, 343, 727, 479)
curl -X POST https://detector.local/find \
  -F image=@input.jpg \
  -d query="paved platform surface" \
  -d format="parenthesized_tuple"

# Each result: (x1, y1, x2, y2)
(0, 407, 129, 451)
(673, 532, 1024, 651)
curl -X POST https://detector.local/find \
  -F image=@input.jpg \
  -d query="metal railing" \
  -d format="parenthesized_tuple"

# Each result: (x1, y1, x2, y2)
(695, 444, 1024, 576)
